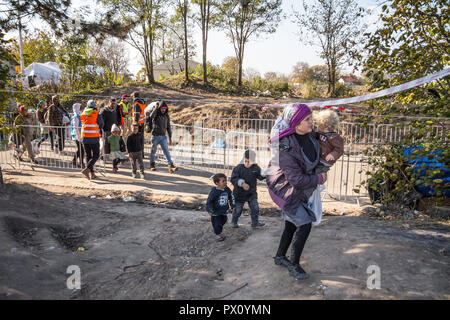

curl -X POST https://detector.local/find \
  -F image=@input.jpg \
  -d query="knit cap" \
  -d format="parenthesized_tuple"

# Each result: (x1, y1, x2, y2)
(111, 124, 120, 132)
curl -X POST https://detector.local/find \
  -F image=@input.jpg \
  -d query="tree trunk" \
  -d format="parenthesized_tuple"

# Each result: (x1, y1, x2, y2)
(142, 22, 152, 83)
(327, 62, 332, 96)
(330, 60, 336, 97)
(183, 3, 189, 82)
(201, 0, 210, 85)
(237, 42, 244, 88)
(161, 32, 166, 63)
(148, 27, 155, 84)
(202, 38, 207, 84)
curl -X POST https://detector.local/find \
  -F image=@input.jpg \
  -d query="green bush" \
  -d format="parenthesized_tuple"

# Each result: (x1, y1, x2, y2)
(360, 122, 449, 212)
(334, 82, 354, 97)
(302, 81, 322, 98)
(268, 78, 290, 95)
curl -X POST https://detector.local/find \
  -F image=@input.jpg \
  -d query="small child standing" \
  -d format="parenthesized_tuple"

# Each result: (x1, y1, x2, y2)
(108, 124, 128, 173)
(126, 124, 145, 179)
(314, 109, 345, 173)
(206, 173, 236, 242)
(230, 149, 266, 228)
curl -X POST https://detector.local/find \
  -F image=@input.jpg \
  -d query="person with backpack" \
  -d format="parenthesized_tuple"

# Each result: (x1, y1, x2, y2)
(46, 95, 68, 153)
(13, 105, 38, 164)
(146, 100, 177, 173)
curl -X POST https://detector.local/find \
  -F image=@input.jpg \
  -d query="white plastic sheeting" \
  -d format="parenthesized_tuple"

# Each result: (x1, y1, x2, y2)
(23, 62, 62, 87)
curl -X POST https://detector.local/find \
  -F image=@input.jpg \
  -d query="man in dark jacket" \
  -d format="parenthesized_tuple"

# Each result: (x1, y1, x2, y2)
(99, 97, 120, 154)
(230, 149, 266, 228)
(46, 95, 68, 153)
(146, 100, 177, 173)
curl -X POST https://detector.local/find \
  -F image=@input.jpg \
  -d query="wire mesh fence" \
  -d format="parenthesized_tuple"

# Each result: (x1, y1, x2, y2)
(1, 116, 448, 203)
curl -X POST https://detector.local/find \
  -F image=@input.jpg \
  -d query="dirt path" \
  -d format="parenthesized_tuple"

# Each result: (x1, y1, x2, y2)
(0, 167, 449, 300)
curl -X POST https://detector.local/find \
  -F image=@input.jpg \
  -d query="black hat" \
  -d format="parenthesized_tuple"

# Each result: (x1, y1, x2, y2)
(159, 100, 168, 108)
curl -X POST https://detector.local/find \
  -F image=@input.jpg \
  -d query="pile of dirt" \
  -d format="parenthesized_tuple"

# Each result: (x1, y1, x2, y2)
(89, 83, 371, 126)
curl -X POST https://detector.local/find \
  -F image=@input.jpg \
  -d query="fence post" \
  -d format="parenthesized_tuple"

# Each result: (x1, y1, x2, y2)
(223, 140, 227, 172)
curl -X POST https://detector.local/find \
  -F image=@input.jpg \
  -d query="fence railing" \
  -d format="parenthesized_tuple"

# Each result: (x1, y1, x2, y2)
(1, 119, 448, 203)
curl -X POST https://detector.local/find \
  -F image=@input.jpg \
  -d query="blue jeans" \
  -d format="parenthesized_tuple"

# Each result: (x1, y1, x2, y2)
(149, 135, 172, 165)
(232, 198, 260, 225)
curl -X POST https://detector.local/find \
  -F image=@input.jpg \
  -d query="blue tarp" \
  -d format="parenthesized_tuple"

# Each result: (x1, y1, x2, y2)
(210, 138, 226, 148)
(403, 146, 450, 196)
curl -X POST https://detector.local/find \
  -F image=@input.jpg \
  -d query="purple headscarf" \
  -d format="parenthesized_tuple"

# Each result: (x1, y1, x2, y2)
(270, 104, 311, 143)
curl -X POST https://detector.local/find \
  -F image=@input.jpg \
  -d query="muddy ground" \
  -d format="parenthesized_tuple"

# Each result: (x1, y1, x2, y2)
(0, 165, 449, 300)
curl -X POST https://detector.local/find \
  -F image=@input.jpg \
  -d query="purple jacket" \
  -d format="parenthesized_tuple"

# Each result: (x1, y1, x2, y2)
(266, 133, 323, 215)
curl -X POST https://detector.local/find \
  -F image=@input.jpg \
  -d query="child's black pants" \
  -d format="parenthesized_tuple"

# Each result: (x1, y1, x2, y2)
(211, 215, 227, 235)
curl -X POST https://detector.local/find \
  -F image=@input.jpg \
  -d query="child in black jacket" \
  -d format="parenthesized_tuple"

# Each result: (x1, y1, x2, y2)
(230, 149, 266, 228)
(127, 124, 145, 179)
(206, 173, 236, 242)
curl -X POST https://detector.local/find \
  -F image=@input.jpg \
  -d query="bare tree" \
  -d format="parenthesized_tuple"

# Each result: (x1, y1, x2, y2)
(102, 0, 166, 83)
(91, 38, 129, 80)
(293, 0, 366, 96)
(216, 0, 283, 87)
(192, 0, 215, 85)
(170, 0, 192, 82)
(264, 72, 277, 81)
(244, 67, 260, 80)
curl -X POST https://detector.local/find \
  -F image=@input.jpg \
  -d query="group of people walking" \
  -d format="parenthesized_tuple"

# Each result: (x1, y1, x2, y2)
(10, 98, 345, 282)
(10, 91, 177, 180)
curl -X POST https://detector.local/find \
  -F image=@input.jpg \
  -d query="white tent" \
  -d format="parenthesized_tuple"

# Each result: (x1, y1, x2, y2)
(23, 62, 62, 87)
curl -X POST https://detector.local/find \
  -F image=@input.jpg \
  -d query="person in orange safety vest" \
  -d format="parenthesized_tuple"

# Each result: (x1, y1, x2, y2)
(80, 99, 104, 180)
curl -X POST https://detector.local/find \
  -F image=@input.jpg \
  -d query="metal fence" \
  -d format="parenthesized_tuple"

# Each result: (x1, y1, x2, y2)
(1, 118, 448, 203)
(197, 117, 449, 201)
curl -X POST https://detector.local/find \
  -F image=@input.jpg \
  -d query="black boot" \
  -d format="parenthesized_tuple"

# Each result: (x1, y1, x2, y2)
(273, 256, 292, 269)
(168, 163, 178, 173)
(289, 264, 310, 280)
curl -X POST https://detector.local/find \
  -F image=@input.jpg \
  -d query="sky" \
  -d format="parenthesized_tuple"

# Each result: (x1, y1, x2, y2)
(126, 0, 382, 76)
(7, 0, 383, 77)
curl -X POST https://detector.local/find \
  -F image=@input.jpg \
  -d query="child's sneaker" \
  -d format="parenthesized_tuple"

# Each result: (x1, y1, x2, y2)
(150, 162, 156, 171)
(216, 234, 226, 242)
(132, 172, 137, 179)
(140, 172, 145, 180)
(251, 222, 265, 228)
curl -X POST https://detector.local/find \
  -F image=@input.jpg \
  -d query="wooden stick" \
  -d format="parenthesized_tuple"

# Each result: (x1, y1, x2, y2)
(211, 282, 248, 300)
